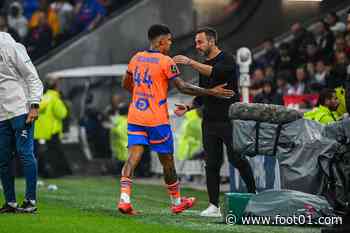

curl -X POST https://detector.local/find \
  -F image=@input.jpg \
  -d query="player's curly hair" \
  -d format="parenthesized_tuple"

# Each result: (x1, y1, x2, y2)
(148, 24, 171, 41)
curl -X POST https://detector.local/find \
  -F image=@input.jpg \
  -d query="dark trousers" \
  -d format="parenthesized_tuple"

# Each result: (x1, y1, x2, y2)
(202, 121, 256, 207)
(0, 114, 37, 203)
(35, 134, 71, 178)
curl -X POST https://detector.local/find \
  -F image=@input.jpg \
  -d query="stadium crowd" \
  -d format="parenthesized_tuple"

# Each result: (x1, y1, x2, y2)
(251, 11, 350, 111)
(0, 0, 128, 60)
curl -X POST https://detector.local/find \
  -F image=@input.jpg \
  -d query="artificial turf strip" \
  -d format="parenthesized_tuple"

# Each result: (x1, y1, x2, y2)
(0, 177, 321, 233)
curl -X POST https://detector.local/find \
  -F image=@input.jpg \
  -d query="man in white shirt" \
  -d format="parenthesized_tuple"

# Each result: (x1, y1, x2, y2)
(0, 32, 43, 213)
(7, 2, 28, 41)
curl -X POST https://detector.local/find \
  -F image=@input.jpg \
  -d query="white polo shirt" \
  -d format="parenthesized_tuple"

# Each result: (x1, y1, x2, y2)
(0, 32, 43, 121)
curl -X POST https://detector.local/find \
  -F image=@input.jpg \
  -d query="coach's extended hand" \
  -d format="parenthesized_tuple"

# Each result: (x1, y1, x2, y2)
(209, 83, 235, 99)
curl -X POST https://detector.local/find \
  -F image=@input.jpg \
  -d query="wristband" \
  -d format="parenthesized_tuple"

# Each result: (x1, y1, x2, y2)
(30, 103, 40, 109)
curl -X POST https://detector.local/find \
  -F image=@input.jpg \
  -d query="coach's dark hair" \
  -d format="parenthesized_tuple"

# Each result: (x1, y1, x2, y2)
(318, 88, 335, 106)
(196, 27, 218, 44)
(148, 24, 171, 41)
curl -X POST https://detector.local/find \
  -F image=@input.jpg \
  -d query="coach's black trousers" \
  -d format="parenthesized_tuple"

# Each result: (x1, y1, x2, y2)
(202, 121, 256, 207)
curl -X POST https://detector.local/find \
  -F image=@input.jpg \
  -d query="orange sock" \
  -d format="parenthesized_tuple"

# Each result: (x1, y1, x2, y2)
(167, 181, 181, 206)
(120, 177, 132, 203)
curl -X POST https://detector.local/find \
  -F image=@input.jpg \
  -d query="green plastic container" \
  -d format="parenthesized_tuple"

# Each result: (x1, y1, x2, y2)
(223, 192, 254, 224)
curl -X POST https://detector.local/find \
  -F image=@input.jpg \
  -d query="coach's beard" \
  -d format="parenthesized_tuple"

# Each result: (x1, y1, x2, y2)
(197, 48, 211, 58)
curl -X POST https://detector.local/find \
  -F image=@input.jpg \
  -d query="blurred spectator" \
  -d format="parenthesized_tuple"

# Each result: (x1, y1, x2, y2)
(102, 94, 123, 155)
(26, 10, 53, 60)
(275, 42, 295, 72)
(110, 102, 128, 175)
(176, 109, 204, 183)
(309, 59, 329, 92)
(302, 41, 321, 77)
(345, 32, 350, 58)
(29, 0, 60, 38)
(301, 42, 323, 65)
(251, 68, 265, 84)
(249, 81, 263, 100)
(34, 78, 70, 177)
(7, 1, 28, 42)
(325, 12, 347, 34)
(50, 0, 74, 36)
(306, 62, 315, 78)
(287, 66, 311, 95)
(275, 71, 292, 96)
(0, 13, 21, 42)
(304, 88, 340, 124)
(22, 0, 39, 19)
(327, 51, 348, 89)
(253, 79, 283, 105)
(264, 65, 275, 80)
(290, 22, 316, 62)
(103, 94, 123, 126)
(326, 52, 348, 88)
(176, 110, 203, 161)
(71, 0, 106, 34)
(335, 86, 347, 117)
(334, 34, 346, 53)
(314, 20, 334, 61)
(257, 38, 279, 68)
(79, 93, 110, 158)
(335, 49, 348, 64)
(98, 0, 128, 15)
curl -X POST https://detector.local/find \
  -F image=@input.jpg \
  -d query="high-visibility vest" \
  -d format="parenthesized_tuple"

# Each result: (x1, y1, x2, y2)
(34, 89, 68, 140)
(176, 110, 202, 160)
(335, 86, 347, 116)
(304, 105, 340, 124)
(110, 115, 128, 161)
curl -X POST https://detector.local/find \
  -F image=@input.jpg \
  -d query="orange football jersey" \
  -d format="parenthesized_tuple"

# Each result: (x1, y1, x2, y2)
(126, 50, 180, 127)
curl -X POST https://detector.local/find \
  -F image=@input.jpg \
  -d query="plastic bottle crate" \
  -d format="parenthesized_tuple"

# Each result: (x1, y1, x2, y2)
(223, 192, 255, 224)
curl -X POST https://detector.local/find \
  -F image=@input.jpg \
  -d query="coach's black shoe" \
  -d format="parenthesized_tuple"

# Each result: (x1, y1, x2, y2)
(0, 203, 18, 213)
(19, 200, 37, 213)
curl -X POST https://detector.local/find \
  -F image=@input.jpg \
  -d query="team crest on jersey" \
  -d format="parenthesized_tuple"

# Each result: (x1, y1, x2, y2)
(170, 65, 178, 74)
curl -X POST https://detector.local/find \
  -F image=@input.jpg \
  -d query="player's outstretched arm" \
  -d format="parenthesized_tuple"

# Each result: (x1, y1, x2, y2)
(171, 77, 234, 98)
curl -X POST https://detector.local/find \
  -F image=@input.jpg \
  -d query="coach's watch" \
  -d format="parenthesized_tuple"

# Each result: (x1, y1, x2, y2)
(30, 103, 40, 109)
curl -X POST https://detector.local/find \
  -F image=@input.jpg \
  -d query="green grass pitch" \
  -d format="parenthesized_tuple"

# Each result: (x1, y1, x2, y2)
(0, 177, 321, 233)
